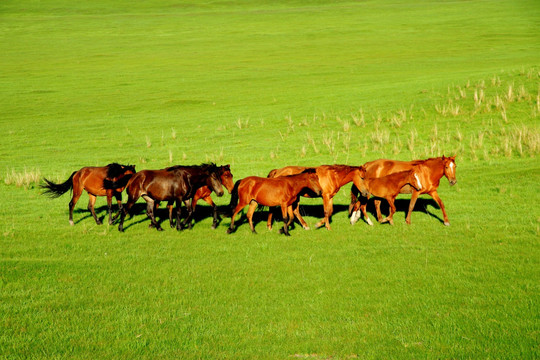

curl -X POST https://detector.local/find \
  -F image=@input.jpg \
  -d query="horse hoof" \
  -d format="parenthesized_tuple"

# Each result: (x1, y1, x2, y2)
(227, 228, 233, 234)
(69, 221, 74, 226)
(303, 226, 310, 230)
(366, 218, 374, 226)
(444, 222, 450, 226)
(157, 227, 164, 232)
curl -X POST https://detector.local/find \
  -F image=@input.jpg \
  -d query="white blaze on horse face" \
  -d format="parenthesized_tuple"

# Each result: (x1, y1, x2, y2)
(414, 173, 422, 190)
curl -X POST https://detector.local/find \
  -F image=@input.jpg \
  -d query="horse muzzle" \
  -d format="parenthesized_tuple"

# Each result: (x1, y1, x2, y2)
(360, 189, 369, 197)
(216, 189, 225, 197)
(449, 179, 457, 186)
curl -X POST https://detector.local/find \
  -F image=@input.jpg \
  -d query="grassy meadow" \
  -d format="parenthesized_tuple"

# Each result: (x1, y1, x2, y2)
(1, 0, 539, 358)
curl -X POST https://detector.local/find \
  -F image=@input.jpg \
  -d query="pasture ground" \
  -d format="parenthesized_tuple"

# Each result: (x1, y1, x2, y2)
(1, 1, 539, 358)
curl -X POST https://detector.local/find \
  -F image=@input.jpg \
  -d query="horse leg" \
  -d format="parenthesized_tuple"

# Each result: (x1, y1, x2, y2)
(267, 211, 274, 231)
(87, 194, 102, 225)
(118, 193, 138, 232)
(382, 197, 396, 225)
(203, 196, 220, 229)
(429, 190, 450, 226)
(227, 201, 246, 234)
(279, 204, 291, 236)
(142, 195, 162, 231)
(110, 192, 123, 224)
(374, 199, 384, 222)
(246, 200, 258, 234)
(315, 194, 333, 230)
(405, 191, 420, 225)
(292, 200, 310, 230)
(68, 183, 83, 226)
(168, 202, 175, 228)
(177, 199, 191, 231)
(180, 199, 194, 230)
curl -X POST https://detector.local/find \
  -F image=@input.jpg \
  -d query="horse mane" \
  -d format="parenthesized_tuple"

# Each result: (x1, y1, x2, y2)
(167, 163, 218, 172)
(325, 164, 363, 172)
(106, 163, 135, 179)
(409, 156, 446, 166)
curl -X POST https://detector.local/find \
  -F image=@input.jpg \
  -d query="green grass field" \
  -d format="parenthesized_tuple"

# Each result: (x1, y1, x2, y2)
(1, 1, 539, 358)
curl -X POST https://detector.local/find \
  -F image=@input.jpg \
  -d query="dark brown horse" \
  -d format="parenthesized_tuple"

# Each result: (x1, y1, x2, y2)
(266, 165, 369, 230)
(349, 156, 457, 226)
(118, 163, 224, 232)
(227, 170, 322, 236)
(161, 164, 234, 229)
(41, 163, 136, 225)
(362, 169, 423, 225)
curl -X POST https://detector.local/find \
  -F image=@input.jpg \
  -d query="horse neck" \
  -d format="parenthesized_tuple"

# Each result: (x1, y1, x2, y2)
(424, 158, 445, 182)
(290, 174, 311, 193)
(341, 167, 360, 187)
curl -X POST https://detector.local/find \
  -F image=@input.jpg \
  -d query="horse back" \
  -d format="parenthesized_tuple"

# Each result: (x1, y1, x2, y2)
(74, 166, 109, 196)
(267, 166, 310, 178)
(239, 176, 297, 207)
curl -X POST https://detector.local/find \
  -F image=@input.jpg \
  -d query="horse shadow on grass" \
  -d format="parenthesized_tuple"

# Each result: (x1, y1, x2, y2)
(74, 197, 443, 229)
(226, 197, 444, 230)
(76, 203, 225, 231)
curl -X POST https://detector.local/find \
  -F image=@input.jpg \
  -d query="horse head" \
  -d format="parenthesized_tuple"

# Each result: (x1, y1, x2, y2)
(219, 165, 235, 193)
(442, 155, 457, 186)
(208, 165, 225, 197)
(306, 172, 323, 196)
(352, 166, 369, 197)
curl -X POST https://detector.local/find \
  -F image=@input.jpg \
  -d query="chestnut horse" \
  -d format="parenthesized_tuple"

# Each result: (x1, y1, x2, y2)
(162, 164, 234, 229)
(349, 156, 457, 226)
(267, 165, 369, 230)
(227, 170, 322, 236)
(41, 163, 136, 226)
(362, 169, 423, 225)
(118, 163, 224, 232)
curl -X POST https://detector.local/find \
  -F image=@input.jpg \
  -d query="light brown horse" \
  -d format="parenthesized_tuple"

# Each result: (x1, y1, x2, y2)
(227, 170, 322, 236)
(118, 164, 224, 232)
(162, 165, 234, 229)
(41, 163, 136, 225)
(267, 165, 369, 230)
(349, 156, 457, 226)
(362, 169, 423, 225)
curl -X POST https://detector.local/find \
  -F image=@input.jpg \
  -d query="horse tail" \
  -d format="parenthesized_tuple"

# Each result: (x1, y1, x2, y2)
(348, 184, 360, 215)
(40, 171, 76, 198)
(228, 179, 241, 216)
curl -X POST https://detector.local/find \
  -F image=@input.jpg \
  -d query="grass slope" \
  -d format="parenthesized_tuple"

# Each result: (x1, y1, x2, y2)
(0, 1, 539, 359)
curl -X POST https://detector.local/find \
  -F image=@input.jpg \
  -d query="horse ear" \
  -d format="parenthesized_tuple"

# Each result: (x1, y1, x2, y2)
(451, 155, 456, 160)
(442, 155, 446, 160)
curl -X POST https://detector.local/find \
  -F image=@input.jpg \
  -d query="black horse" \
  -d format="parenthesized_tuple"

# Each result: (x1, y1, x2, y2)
(118, 163, 224, 232)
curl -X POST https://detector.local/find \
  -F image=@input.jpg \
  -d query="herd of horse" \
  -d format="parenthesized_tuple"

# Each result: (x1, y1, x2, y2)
(41, 156, 457, 235)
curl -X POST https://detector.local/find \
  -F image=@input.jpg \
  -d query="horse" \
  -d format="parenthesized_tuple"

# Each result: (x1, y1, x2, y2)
(227, 170, 322, 236)
(266, 164, 369, 230)
(349, 155, 457, 226)
(40, 163, 136, 226)
(361, 169, 423, 225)
(161, 164, 234, 229)
(117, 163, 224, 232)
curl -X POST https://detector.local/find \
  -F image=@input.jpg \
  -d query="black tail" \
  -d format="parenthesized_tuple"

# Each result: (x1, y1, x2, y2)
(40, 171, 76, 198)
(228, 179, 241, 216)
(349, 184, 360, 215)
